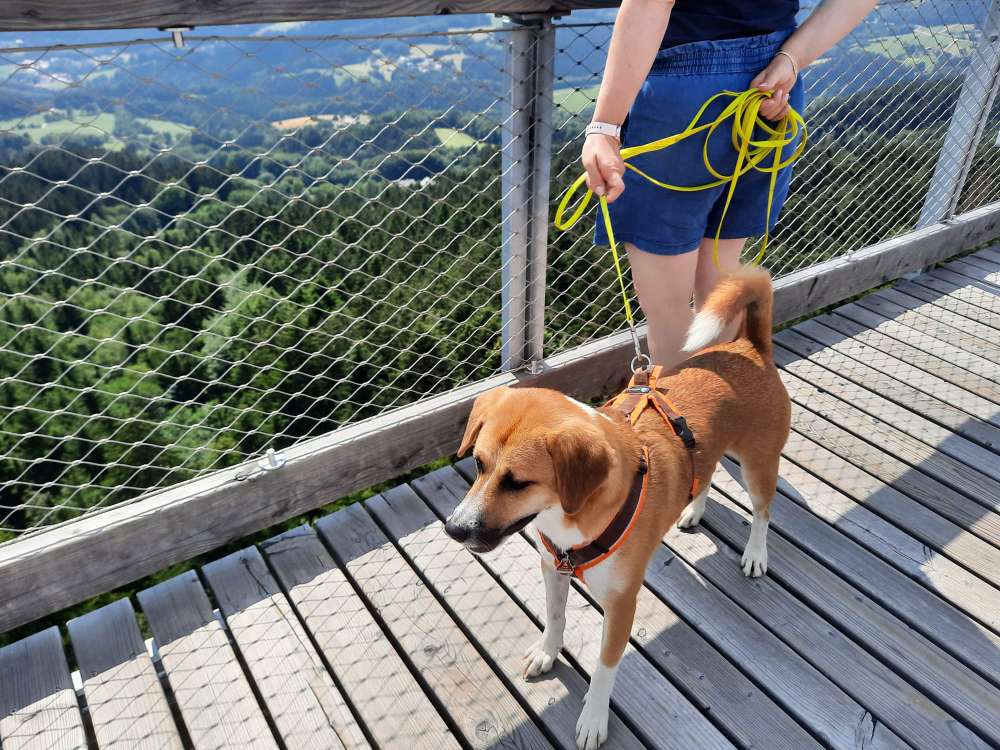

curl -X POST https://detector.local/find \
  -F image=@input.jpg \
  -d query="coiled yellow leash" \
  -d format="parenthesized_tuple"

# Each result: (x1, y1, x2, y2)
(554, 87, 807, 369)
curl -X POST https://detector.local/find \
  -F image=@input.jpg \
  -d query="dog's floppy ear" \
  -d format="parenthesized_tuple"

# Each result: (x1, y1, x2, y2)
(545, 427, 612, 515)
(458, 386, 508, 457)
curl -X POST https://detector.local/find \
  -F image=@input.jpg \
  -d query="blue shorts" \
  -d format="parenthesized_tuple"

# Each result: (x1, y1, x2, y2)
(595, 28, 805, 256)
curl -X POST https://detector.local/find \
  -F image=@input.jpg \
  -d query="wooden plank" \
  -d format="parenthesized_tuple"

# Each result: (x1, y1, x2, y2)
(760, 452, 1000, 636)
(916, 269, 1000, 313)
(0, 628, 87, 750)
(415, 465, 805, 750)
(789, 401, 1000, 553)
(944, 258, 1000, 288)
(854, 290, 1000, 363)
(261, 525, 460, 750)
(769, 201, 1000, 324)
(720, 456, 1000, 660)
(817, 306, 1000, 410)
(781, 424, 1000, 589)
(66, 598, 184, 750)
(779, 367, 1000, 516)
(135, 571, 278, 750)
(967, 249, 1000, 271)
(717, 458, 1000, 659)
(0, 0, 619, 31)
(200, 547, 366, 750)
(976, 245, 1000, 265)
(437, 473, 825, 750)
(894, 279, 1000, 331)
(422, 464, 901, 750)
(315, 503, 554, 750)
(684, 492, 1000, 749)
(795, 315, 1000, 428)
(773, 337, 1000, 479)
(873, 287, 1000, 353)
(367, 484, 645, 750)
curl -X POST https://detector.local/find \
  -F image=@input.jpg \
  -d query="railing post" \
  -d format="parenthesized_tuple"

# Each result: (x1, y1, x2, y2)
(917, 0, 1000, 228)
(500, 15, 556, 371)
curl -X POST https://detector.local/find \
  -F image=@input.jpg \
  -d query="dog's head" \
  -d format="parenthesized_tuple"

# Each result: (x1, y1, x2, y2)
(444, 386, 614, 553)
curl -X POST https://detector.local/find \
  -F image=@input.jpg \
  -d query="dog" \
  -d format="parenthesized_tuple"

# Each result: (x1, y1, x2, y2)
(445, 266, 790, 749)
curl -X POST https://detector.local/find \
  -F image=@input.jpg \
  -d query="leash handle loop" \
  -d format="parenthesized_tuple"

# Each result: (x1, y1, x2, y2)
(554, 87, 806, 367)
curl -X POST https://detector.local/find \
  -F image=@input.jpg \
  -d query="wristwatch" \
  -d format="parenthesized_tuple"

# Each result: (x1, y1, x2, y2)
(585, 121, 621, 141)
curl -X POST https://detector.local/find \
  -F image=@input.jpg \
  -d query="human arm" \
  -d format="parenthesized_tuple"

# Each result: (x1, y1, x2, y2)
(582, 0, 675, 201)
(755, 0, 878, 120)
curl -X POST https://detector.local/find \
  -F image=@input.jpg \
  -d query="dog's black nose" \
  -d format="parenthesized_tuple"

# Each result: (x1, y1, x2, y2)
(444, 519, 470, 543)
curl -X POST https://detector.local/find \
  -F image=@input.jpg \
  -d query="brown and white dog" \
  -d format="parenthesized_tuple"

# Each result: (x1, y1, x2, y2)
(445, 267, 790, 749)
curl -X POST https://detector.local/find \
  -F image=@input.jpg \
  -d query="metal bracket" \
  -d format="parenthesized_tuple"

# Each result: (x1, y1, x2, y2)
(257, 448, 288, 472)
(160, 26, 194, 48)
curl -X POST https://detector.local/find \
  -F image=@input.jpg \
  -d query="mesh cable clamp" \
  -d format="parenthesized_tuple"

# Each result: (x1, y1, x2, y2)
(258, 448, 288, 472)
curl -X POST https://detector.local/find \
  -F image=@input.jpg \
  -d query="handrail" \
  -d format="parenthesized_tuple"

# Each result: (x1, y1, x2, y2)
(0, 1, 618, 33)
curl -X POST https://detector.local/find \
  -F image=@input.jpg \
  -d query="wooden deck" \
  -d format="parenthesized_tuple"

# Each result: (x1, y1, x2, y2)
(2, 248, 1000, 750)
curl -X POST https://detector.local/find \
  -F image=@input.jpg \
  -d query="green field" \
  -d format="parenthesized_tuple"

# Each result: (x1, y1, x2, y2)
(434, 127, 478, 149)
(554, 85, 600, 116)
(859, 24, 977, 74)
(0, 111, 188, 145)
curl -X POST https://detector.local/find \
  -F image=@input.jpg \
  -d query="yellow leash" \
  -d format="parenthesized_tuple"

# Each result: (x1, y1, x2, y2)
(554, 88, 806, 367)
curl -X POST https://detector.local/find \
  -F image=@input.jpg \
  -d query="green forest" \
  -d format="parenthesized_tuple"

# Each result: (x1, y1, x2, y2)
(2, 73, 995, 544)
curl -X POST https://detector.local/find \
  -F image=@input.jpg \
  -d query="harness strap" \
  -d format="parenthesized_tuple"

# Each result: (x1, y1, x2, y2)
(538, 447, 650, 581)
(604, 366, 700, 499)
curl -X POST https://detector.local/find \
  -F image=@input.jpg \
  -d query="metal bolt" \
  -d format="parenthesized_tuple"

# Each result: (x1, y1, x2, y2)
(257, 448, 288, 472)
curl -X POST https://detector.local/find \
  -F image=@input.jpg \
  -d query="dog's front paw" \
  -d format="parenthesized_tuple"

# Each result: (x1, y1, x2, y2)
(576, 700, 609, 750)
(741, 542, 768, 577)
(522, 637, 560, 678)
(676, 501, 704, 529)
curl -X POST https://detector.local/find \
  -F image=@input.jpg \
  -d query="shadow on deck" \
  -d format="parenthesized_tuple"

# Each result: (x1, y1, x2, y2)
(2, 248, 999, 750)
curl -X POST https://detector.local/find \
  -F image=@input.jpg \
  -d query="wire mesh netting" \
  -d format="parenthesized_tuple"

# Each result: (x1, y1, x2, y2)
(1, 2, 998, 540)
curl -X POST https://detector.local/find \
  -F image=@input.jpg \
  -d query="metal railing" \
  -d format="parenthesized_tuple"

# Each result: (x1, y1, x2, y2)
(1, 0, 999, 547)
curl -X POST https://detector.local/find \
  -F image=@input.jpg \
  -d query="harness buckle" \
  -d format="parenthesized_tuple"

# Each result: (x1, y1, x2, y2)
(624, 385, 652, 394)
(669, 415, 697, 451)
(554, 554, 575, 576)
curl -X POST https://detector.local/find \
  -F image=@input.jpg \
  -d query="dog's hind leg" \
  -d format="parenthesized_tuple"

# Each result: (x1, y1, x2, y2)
(523, 558, 569, 677)
(737, 452, 779, 577)
(577, 590, 636, 750)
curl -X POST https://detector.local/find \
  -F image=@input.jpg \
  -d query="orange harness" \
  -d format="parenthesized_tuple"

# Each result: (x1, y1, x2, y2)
(604, 365, 701, 501)
(537, 367, 699, 581)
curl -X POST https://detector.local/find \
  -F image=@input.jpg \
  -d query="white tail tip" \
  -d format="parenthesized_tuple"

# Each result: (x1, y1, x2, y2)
(682, 312, 724, 353)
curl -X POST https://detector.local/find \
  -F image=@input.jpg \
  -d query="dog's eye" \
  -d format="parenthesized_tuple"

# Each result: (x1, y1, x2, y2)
(474, 456, 484, 475)
(501, 472, 533, 492)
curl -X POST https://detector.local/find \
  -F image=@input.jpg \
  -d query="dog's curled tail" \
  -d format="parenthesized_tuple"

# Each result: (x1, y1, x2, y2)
(682, 265, 774, 358)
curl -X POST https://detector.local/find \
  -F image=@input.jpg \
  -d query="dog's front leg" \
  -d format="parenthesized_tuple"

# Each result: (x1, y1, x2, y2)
(523, 559, 569, 677)
(577, 590, 635, 750)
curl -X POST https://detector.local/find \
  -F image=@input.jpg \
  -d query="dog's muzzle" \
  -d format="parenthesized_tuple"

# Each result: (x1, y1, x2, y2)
(444, 512, 538, 553)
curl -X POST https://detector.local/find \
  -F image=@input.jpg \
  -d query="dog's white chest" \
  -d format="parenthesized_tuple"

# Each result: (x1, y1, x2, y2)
(530, 526, 622, 606)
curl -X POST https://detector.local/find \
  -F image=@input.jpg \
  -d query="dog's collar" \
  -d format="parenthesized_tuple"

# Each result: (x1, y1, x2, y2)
(537, 446, 650, 581)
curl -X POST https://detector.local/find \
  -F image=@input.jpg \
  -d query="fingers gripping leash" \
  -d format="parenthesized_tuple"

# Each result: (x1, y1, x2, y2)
(555, 88, 807, 373)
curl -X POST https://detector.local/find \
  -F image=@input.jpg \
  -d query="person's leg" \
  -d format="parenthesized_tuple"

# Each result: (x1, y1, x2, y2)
(693, 237, 747, 343)
(626, 242, 699, 370)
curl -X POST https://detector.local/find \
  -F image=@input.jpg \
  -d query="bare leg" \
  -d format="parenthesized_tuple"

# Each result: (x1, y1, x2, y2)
(576, 590, 636, 750)
(626, 242, 698, 369)
(523, 559, 570, 676)
(738, 452, 780, 577)
(694, 237, 747, 343)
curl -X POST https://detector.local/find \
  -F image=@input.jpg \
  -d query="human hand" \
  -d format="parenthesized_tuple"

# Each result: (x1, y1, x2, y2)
(581, 133, 626, 202)
(751, 51, 798, 121)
